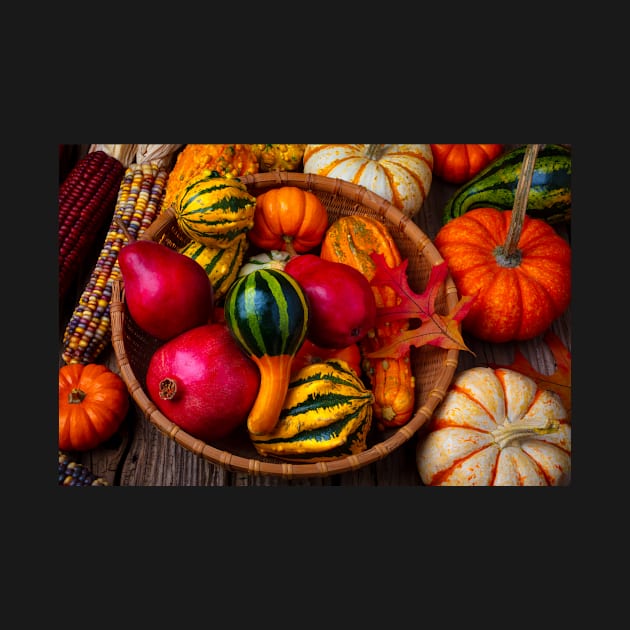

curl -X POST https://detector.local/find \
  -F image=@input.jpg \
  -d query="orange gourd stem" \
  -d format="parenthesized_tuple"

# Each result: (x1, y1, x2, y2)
(496, 143, 541, 260)
(247, 354, 294, 435)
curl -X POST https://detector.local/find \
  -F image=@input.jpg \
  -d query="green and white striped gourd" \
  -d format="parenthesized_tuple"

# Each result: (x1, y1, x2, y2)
(442, 144, 571, 225)
(180, 234, 247, 301)
(251, 359, 374, 462)
(175, 173, 256, 248)
(224, 268, 309, 435)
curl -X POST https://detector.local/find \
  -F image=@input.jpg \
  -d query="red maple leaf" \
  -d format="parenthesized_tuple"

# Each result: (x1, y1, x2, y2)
(489, 330, 571, 419)
(366, 253, 475, 358)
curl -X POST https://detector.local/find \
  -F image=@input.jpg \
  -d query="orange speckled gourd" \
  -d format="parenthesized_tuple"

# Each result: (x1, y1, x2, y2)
(320, 214, 415, 428)
(162, 144, 259, 212)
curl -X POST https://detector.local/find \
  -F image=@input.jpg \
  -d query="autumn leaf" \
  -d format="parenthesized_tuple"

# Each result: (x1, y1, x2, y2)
(489, 330, 571, 418)
(366, 253, 475, 358)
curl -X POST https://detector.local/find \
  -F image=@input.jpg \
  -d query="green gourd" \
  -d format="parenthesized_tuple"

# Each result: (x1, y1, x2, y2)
(251, 360, 374, 462)
(179, 234, 247, 301)
(442, 144, 571, 225)
(224, 268, 309, 435)
(175, 173, 256, 248)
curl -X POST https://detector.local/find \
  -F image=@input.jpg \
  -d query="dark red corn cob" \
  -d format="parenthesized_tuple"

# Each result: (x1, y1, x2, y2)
(58, 150, 125, 300)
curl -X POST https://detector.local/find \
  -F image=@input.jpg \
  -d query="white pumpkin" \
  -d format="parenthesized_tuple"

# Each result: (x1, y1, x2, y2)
(302, 144, 433, 218)
(237, 249, 291, 277)
(416, 367, 571, 486)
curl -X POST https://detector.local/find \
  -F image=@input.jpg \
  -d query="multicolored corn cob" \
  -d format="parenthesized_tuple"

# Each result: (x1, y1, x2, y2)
(58, 451, 109, 486)
(61, 162, 169, 365)
(58, 149, 126, 300)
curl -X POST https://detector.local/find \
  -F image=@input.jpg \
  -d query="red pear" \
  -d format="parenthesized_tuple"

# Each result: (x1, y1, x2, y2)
(118, 228, 214, 341)
(284, 254, 376, 348)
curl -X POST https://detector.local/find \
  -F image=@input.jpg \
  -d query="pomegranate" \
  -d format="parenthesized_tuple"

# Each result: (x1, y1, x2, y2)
(284, 254, 376, 348)
(146, 323, 260, 442)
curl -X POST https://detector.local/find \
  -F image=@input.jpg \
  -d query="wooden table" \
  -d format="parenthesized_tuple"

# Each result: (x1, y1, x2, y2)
(58, 145, 571, 486)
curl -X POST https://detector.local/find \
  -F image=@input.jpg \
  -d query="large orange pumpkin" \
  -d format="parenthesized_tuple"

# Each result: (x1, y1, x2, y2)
(59, 363, 130, 451)
(430, 144, 503, 184)
(248, 185, 329, 255)
(434, 207, 571, 343)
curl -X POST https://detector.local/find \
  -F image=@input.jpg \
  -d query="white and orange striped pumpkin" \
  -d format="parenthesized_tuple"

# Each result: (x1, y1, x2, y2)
(416, 367, 571, 486)
(302, 144, 433, 218)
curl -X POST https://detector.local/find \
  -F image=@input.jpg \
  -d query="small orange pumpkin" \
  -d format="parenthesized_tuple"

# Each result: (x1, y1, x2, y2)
(59, 363, 130, 451)
(248, 186, 329, 256)
(434, 206, 571, 343)
(430, 144, 503, 184)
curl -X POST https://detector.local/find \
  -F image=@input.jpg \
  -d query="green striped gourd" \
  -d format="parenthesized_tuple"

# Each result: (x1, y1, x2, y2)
(442, 144, 571, 225)
(175, 173, 256, 248)
(251, 359, 374, 462)
(224, 268, 309, 435)
(180, 234, 247, 301)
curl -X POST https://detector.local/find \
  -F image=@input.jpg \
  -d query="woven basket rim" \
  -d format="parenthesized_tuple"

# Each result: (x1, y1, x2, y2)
(111, 172, 461, 478)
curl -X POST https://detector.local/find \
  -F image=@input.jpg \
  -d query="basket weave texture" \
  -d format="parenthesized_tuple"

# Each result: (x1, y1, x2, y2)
(110, 172, 461, 478)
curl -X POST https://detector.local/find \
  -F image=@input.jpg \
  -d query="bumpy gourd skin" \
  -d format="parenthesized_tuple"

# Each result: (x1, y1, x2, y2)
(320, 215, 416, 428)
(250, 144, 307, 172)
(162, 144, 259, 212)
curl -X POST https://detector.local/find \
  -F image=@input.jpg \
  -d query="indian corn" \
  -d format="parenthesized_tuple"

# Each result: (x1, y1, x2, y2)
(61, 162, 168, 365)
(58, 149, 126, 300)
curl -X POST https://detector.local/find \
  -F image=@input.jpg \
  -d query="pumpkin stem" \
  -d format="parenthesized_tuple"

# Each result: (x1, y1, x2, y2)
(491, 414, 561, 450)
(68, 387, 87, 404)
(283, 238, 298, 258)
(500, 144, 542, 258)
(365, 144, 384, 161)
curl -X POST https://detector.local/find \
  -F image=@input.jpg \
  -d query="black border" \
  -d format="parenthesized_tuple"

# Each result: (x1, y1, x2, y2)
(44, 97, 601, 611)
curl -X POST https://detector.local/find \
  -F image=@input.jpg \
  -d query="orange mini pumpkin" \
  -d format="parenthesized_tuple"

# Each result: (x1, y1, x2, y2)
(430, 144, 503, 184)
(248, 186, 329, 256)
(59, 363, 130, 452)
(434, 207, 571, 343)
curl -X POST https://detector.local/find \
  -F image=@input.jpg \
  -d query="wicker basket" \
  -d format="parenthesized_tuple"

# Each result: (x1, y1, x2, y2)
(110, 172, 461, 478)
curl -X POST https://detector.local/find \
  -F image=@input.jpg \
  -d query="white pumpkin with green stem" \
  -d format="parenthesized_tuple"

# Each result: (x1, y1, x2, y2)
(416, 367, 571, 486)
(302, 144, 433, 218)
(237, 250, 291, 277)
